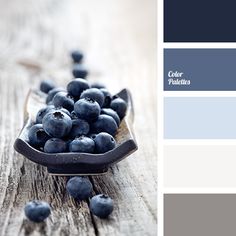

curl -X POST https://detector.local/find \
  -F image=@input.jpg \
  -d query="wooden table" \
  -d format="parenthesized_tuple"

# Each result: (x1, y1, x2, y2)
(0, 0, 157, 235)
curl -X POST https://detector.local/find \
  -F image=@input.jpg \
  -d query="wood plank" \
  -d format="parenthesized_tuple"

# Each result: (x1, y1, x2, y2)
(0, 0, 157, 235)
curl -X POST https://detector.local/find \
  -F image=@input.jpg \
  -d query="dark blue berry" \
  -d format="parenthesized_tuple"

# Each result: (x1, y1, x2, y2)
(74, 98, 100, 122)
(101, 108, 120, 126)
(100, 88, 112, 108)
(70, 111, 78, 119)
(44, 138, 67, 153)
(90, 194, 113, 218)
(68, 119, 90, 139)
(59, 108, 71, 117)
(69, 136, 95, 153)
(71, 50, 84, 63)
(90, 114, 118, 136)
(40, 80, 55, 94)
(80, 88, 105, 107)
(36, 105, 54, 124)
(28, 124, 50, 147)
(67, 78, 90, 98)
(91, 82, 105, 89)
(72, 64, 88, 79)
(89, 133, 97, 140)
(52, 91, 74, 112)
(66, 177, 92, 200)
(46, 87, 65, 104)
(94, 132, 116, 153)
(110, 97, 127, 119)
(42, 110, 72, 138)
(24, 200, 51, 222)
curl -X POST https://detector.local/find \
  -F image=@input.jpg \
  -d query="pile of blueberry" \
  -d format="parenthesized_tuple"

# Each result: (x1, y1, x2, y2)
(25, 176, 113, 222)
(28, 58, 127, 154)
(24, 51, 121, 222)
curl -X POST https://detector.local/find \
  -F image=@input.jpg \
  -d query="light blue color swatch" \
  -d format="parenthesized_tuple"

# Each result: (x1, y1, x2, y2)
(164, 97, 236, 139)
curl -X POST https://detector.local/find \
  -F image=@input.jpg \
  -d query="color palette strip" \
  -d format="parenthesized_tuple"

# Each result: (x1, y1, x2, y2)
(164, 97, 236, 139)
(164, 194, 236, 236)
(164, 49, 236, 91)
(164, 145, 236, 188)
(164, 0, 236, 42)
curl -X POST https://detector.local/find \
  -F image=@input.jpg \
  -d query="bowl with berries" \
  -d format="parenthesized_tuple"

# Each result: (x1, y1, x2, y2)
(14, 77, 137, 175)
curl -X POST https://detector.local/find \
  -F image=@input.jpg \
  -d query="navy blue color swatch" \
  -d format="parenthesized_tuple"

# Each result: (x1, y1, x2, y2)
(164, 0, 236, 42)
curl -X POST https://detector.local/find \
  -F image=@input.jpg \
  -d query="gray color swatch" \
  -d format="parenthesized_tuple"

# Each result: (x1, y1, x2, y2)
(164, 194, 236, 236)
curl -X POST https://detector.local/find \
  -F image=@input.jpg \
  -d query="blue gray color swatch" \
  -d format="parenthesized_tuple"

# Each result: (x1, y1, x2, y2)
(164, 49, 236, 91)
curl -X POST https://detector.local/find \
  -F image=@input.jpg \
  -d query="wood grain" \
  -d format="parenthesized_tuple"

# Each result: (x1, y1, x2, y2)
(0, 0, 157, 235)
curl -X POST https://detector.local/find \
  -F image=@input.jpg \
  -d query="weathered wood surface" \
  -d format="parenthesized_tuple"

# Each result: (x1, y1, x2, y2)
(0, 0, 157, 235)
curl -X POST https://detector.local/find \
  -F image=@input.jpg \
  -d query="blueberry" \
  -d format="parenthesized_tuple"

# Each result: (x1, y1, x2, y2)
(100, 88, 112, 108)
(90, 194, 113, 218)
(69, 136, 95, 153)
(28, 124, 50, 147)
(66, 177, 93, 200)
(80, 88, 105, 107)
(89, 133, 97, 140)
(90, 114, 118, 136)
(59, 107, 71, 117)
(52, 91, 74, 112)
(91, 82, 105, 89)
(110, 97, 127, 119)
(94, 132, 116, 153)
(101, 108, 120, 126)
(74, 98, 100, 122)
(42, 110, 72, 138)
(36, 105, 55, 124)
(70, 111, 78, 119)
(67, 78, 90, 98)
(44, 138, 67, 153)
(72, 64, 88, 79)
(40, 80, 55, 94)
(24, 200, 51, 222)
(68, 118, 90, 139)
(46, 87, 65, 104)
(71, 50, 84, 63)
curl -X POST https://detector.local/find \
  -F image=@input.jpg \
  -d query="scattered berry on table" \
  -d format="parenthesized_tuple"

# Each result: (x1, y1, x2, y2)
(71, 50, 84, 63)
(72, 64, 88, 79)
(44, 138, 67, 153)
(90, 114, 118, 136)
(40, 80, 55, 94)
(90, 194, 114, 218)
(91, 82, 105, 89)
(74, 97, 100, 122)
(28, 124, 50, 148)
(66, 176, 93, 200)
(94, 132, 116, 153)
(80, 88, 105, 107)
(24, 200, 51, 222)
(42, 110, 72, 138)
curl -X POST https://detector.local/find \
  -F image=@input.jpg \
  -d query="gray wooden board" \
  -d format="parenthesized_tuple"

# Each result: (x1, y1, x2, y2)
(0, 0, 157, 235)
